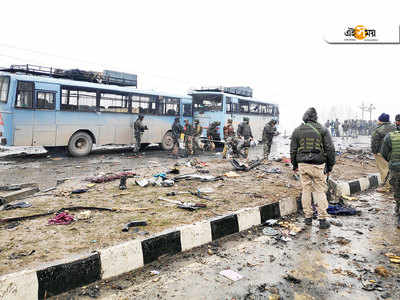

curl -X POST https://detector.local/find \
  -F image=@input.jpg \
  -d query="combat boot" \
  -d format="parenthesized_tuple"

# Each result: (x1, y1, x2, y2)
(395, 202, 400, 215)
(304, 218, 312, 225)
(319, 219, 330, 229)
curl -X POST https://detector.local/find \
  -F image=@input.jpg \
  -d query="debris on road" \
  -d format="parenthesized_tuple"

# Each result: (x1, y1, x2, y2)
(9, 250, 35, 260)
(327, 203, 361, 216)
(224, 171, 240, 178)
(48, 212, 75, 225)
(122, 220, 148, 232)
(173, 174, 223, 182)
(219, 269, 243, 281)
(231, 158, 262, 171)
(2, 201, 32, 210)
(119, 176, 127, 190)
(262, 227, 279, 236)
(385, 253, 400, 264)
(283, 273, 301, 284)
(375, 266, 391, 277)
(85, 171, 136, 184)
(71, 188, 88, 194)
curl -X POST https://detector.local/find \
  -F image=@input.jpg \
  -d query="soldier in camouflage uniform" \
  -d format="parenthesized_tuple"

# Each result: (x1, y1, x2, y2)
(133, 115, 148, 153)
(192, 119, 203, 154)
(171, 117, 183, 158)
(380, 114, 400, 228)
(222, 119, 235, 159)
(183, 119, 193, 156)
(206, 121, 221, 152)
(371, 113, 396, 190)
(290, 107, 336, 229)
(262, 119, 278, 161)
(237, 117, 253, 159)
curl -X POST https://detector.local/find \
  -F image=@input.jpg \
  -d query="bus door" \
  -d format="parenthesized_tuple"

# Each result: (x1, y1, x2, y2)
(13, 81, 35, 146)
(33, 83, 58, 146)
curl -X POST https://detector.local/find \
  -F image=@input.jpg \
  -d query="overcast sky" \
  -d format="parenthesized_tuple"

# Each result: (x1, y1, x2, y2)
(1, 0, 399, 133)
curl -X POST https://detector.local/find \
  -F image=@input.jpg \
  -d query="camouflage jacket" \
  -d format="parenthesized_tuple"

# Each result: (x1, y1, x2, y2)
(371, 122, 396, 154)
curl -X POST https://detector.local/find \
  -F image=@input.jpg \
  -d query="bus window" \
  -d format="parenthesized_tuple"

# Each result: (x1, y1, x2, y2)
(0, 76, 10, 103)
(250, 102, 260, 114)
(100, 93, 129, 113)
(260, 104, 267, 115)
(61, 87, 97, 112)
(165, 97, 179, 116)
(238, 99, 249, 113)
(15, 81, 34, 108)
(192, 94, 222, 112)
(36, 91, 55, 109)
(226, 97, 232, 113)
(131, 95, 140, 114)
(183, 103, 192, 116)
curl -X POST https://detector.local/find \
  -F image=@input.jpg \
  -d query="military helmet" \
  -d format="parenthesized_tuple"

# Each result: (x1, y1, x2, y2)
(243, 117, 249, 122)
(194, 119, 199, 123)
(227, 119, 232, 123)
(396, 114, 400, 122)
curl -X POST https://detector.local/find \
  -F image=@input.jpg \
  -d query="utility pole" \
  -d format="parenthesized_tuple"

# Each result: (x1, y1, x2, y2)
(367, 104, 376, 121)
(359, 102, 367, 120)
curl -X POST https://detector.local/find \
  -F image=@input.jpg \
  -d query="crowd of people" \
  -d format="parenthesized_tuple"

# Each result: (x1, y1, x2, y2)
(324, 118, 377, 137)
(133, 115, 279, 161)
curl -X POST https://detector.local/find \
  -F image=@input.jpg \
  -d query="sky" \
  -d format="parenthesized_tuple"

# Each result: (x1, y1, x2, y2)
(1, 0, 400, 133)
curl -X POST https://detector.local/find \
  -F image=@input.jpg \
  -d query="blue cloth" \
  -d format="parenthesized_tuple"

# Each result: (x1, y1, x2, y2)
(327, 204, 359, 216)
(153, 173, 167, 179)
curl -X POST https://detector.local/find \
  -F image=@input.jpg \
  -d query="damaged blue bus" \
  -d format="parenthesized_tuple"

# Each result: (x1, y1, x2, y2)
(0, 65, 192, 156)
(190, 87, 279, 142)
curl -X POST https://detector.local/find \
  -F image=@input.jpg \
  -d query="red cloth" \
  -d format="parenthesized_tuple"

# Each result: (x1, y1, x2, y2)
(48, 212, 75, 225)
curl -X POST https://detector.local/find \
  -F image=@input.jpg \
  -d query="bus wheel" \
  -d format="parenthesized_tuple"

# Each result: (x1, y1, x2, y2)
(68, 131, 93, 157)
(161, 132, 174, 151)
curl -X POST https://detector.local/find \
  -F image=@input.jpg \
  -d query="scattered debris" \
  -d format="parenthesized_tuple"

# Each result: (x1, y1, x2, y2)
(48, 212, 75, 225)
(327, 204, 361, 216)
(161, 179, 174, 187)
(136, 179, 149, 187)
(122, 220, 148, 232)
(85, 171, 136, 183)
(263, 227, 279, 236)
(76, 210, 92, 220)
(71, 188, 88, 194)
(224, 171, 240, 178)
(2, 201, 32, 210)
(9, 250, 35, 260)
(173, 174, 223, 182)
(335, 237, 351, 245)
(341, 195, 358, 201)
(283, 273, 301, 284)
(375, 266, 391, 277)
(231, 158, 262, 171)
(219, 269, 243, 281)
(150, 270, 160, 276)
(119, 176, 127, 190)
(79, 285, 100, 298)
(385, 253, 400, 264)
(329, 219, 343, 227)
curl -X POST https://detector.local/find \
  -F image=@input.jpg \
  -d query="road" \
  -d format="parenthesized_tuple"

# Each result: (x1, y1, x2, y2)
(56, 190, 400, 300)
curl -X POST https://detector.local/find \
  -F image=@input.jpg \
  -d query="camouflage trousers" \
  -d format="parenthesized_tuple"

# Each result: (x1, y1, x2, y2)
(389, 171, 400, 201)
(134, 134, 142, 152)
(263, 142, 272, 160)
(185, 136, 193, 155)
(193, 136, 202, 153)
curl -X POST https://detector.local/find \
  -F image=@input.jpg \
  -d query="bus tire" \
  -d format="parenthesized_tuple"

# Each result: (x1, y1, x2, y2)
(68, 131, 93, 157)
(161, 131, 174, 151)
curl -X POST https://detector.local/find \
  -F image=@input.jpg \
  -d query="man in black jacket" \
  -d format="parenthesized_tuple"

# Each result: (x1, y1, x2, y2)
(290, 107, 336, 229)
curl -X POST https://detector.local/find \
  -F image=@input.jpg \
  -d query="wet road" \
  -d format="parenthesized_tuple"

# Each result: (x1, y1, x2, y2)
(58, 191, 400, 300)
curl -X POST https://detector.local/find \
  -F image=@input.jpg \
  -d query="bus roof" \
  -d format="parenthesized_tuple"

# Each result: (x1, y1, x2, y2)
(0, 70, 188, 99)
(189, 90, 278, 106)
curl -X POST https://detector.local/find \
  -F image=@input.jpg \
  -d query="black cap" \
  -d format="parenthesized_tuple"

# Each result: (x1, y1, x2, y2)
(396, 114, 400, 122)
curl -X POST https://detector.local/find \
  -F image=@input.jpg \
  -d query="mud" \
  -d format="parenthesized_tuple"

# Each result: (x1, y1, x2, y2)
(0, 136, 376, 276)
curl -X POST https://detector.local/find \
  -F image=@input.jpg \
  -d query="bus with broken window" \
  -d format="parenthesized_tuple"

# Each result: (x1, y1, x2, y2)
(0, 65, 192, 156)
(190, 87, 279, 142)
